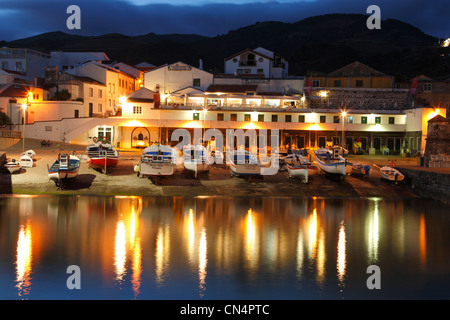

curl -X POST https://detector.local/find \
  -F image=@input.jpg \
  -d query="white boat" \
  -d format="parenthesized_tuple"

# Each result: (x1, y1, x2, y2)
(229, 150, 263, 178)
(380, 166, 404, 182)
(4, 159, 21, 174)
(183, 145, 209, 178)
(314, 147, 347, 179)
(19, 154, 34, 168)
(48, 154, 80, 186)
(21, 150, 35, 158)
(86, 142, 119, 172)
(136, 144, 177, 178)
(351, 163, 370, 177)
(285, 154, 310, 182)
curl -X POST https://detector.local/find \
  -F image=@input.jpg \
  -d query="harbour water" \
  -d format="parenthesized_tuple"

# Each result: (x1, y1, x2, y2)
(0, 194, 449, 300)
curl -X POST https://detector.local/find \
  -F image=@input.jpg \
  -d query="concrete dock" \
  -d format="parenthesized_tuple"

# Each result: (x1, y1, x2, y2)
(0, 139, 426, 199)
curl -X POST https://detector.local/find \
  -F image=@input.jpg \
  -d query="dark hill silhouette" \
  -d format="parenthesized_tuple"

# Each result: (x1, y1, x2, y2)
(3, 14, 449, 79)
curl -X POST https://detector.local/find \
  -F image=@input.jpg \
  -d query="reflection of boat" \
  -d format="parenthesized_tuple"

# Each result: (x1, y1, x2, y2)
(183, 145, 209, 178)
(4, 159, 21, 173)
(285, 154, 310, 182)
(314, 147, 347, 179)
(380, 166, 404, 182)
(136, 144, 176, 178)
(86, 142, 119, 172)
(229, 150, 262, 178)
(48, 154, 80, 186)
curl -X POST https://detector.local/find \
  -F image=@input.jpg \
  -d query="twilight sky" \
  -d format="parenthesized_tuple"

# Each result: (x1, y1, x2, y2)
(0, 0, 448, 41)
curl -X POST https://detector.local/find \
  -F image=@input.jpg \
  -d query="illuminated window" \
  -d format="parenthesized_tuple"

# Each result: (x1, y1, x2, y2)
(193, 112, 200, 120)
(230, 114, 237, 121)
(133, 106, 142, 114)
(217, 113, 224, 121)
(361, 116, 367, 124)
(258, 114, 264, 122)
(389, 117, 395, 124)
(375, 116, 381, 124)
(244, 114, 251, 122)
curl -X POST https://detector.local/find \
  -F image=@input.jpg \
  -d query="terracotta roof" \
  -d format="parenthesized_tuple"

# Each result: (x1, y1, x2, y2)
(0, 84, 32, 98)
(328, 61, 389, 77)
(428, 114, 450, 123)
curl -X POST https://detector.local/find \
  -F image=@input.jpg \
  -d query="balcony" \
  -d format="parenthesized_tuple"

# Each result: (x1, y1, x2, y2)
(238, 60, 257, 67)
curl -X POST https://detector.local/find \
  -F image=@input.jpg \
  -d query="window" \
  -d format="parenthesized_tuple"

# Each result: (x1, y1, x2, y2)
(74, 110, 79, 118)
(356, 80, 363, 87)
(320, 115, 326, 123)
(258, 114, 264, 122)
(272, 115, 278, 122)
(333, 115, 340, 123)
(257, 69, 264, 74)
(98, 89, 103, 98)
(1, 62, 8, 69)
(285, 115, 292, 122)
(244, 114, 251, 122)
(193, 113, 200, 120)
(217, 113, 224, 121)
(334, 80, 341, 87)
(361, 116, 368, 124)
(423, 83, 432, 92)
(312, 80, 320, 87)
(298, 115, 305, 123)
(133, 106, 142, 114)
(98, 103, 103, 113)
(15, 61, 22, 70)
(45, 126, 52, 132)
(193, 78, 201, 87)
(347, 116, 354, 124)
(389, 117, 395, 124)
(230, 114, 237, 121)
(332, 136, 340, 146)
(375, 116, 381, 124)
(89, 88, 93, 97)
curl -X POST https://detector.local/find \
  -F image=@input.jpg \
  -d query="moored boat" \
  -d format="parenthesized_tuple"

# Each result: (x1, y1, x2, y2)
(285, 154, 310, 182)
(136, 144, 177, 179)
(19, 154, 34, 168)
(380, 166, 404, 182)
(314, 147, 347, 179)
(351, 163, 371, 177)
(183, 145, 209, 178)
(4, 159, 21, 174)
(86, 142, 119, 172)
(48, 153, 80, 186)
(229, 150, 263, 178)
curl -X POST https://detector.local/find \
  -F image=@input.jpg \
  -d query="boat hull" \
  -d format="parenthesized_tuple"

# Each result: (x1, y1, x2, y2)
(315, 158, 346, 176)
(184, 161, 209, 176)
(87, 157, 119, 169)
(380, 167, 404, 182)
(287, 164, 308, 182)
(5, 163, 21, 174)
(138, 162, 174, 177)
(230, 163, 262, 176)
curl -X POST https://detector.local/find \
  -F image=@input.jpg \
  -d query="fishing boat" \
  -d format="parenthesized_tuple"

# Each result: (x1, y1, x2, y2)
(351, 163, 371, 177)
(314, 147, 347, 179)
(21, 150, 35, 159)
(4, 159, 21, 174)
(183, 144, 209, 178)
(229, 150, 262, 179)
(136, 144, 177, 179)
(86, 142, 119, 172)
(285, 154, 310, 182)
(380, 166, 404, 182)
(19, 154, 34, 168)
(48, 153, 80, 186)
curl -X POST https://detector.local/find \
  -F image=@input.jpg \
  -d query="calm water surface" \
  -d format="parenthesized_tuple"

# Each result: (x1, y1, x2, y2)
(0, 195, 449, 300)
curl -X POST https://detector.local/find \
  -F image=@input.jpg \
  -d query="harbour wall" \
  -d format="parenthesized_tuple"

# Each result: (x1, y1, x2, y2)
(397, 167, 450, 203)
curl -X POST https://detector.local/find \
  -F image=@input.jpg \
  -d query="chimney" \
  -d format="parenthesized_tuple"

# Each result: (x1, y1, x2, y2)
(199, 59, 203, 70)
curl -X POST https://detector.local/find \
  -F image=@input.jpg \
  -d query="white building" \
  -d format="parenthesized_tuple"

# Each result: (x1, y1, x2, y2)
(0, 48, 50, 81)
(143, 61, 213, 100)
(49, 51, 109, 72)
(224, 47, 289, 79)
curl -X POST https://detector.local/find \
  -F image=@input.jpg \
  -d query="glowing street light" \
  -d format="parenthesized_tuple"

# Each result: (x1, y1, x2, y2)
(21, 103, 28, 152)
(341, 111, 347, 148)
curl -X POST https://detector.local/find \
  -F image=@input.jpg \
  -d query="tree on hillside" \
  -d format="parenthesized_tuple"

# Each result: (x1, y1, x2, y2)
(0, 110, 10, 126)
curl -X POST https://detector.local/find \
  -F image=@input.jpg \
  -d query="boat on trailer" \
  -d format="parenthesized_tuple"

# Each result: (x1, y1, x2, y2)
(86, 142, 119, 172)
(136, 144, 177, 182)
(229, 150, 263, 179)
(183, 145, 209, 178)
(48, 153, 80, 187)
(314, 147, 347, 180)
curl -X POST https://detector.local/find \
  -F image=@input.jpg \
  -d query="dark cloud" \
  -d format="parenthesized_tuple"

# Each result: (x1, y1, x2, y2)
(0, 0, 448, 41)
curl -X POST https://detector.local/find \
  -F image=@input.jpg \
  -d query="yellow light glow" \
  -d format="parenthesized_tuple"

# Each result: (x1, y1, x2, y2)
(341, 111, 347, 117)
(121, 120, 145, 127)
(119, 96, 127, 104)
(241, 122, 259, 130)
(442, 38, 450, 47)
(182, 121, 202, 128)
(198, 227, 207, 298)
(21, 104, 27, 110)
(16, 221, 32, 297)
(114, 218, 126, 282)
(319, 91, 328, 98)
(307, 123, 322, 130)
(337, 221, 346, 286)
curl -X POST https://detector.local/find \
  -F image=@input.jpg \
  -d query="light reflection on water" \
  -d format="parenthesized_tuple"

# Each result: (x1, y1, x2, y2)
(1, 195, 450, 299)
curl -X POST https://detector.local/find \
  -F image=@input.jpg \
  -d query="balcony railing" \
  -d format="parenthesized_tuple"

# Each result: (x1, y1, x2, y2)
(238, 60, 257, 67)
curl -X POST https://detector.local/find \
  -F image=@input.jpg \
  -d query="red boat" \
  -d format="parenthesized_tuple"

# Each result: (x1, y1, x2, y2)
(86, 142, 119, 172)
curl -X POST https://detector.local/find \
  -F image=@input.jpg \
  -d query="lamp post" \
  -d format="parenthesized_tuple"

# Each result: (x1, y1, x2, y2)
(202, 108, 207, 145)
(341, 111, 347, 148)
(21, 103, 28, 152)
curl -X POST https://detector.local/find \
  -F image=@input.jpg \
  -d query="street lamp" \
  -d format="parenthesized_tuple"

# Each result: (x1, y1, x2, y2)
(341, 111, 347, 148)
(21, 103, 28, 152)
(202, 108, 207, 145)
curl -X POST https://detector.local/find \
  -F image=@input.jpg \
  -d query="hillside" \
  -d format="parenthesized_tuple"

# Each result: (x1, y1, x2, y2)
(3, 14, 449, 79)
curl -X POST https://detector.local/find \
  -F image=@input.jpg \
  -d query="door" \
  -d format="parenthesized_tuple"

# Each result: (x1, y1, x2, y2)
(318, 136, 326, 148)
(297, 136, 305, 149)
(373, 137, 381, 150)
(89, 103, 93, 117)
(360, 137, 368, 151)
